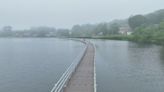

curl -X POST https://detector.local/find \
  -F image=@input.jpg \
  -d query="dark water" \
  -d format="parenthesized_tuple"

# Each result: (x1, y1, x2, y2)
(92, 40, 164, 92)
(0, 38, 85, 92)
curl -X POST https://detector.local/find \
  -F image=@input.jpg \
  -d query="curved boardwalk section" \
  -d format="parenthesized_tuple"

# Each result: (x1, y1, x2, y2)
(64, 42, 95, 92)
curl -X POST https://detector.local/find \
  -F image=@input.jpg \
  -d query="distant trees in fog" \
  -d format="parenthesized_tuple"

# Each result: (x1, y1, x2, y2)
(70, 20, 128, 37)
(0, 21, 124, 38)
(2, 26, 13, 32)
(1, 9, 164, 39)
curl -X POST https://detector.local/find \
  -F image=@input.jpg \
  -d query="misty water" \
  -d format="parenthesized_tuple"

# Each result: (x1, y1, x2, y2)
(1, 38, 164, 92)
(92, 40, 164, 92)
(0, 38, 85, 92)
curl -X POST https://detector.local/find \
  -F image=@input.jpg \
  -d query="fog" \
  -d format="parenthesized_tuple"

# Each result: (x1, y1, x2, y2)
(0, 0, 164, 29)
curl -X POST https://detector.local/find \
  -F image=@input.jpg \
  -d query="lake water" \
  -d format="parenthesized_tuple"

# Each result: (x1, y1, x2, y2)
(0, 38, 85, 92)
(1, 38, 164, 92)
(92, 40, 164, 92)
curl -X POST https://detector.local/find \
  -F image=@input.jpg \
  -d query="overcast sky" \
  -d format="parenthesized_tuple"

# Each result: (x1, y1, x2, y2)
(0, 0, 164, 29)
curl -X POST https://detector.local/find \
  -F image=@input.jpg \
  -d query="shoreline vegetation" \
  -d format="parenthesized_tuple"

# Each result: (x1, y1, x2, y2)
(70, 9, 164, 45)
(0, 9, 164, 45)
(70, 35, 164, 45)
(0, 35, 163, 45)
(0, 32, 163, 46)
(92, 35, 164, 45)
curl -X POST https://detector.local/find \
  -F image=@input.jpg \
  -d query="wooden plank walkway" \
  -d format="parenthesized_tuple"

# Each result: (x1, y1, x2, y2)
(63, 42, 95, 92)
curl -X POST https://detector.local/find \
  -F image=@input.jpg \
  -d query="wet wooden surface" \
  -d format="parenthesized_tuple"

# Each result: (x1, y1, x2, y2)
(64, 43, 95, 92)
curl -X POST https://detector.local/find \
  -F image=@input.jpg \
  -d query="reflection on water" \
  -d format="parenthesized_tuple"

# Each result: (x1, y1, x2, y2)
(160, 47, 164, 63)
(92, 40, 164, 92)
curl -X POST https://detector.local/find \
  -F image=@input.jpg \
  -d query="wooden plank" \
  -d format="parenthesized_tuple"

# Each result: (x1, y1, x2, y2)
(63, 43, 95, 92)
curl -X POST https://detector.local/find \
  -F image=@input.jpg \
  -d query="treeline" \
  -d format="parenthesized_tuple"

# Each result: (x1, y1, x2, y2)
(0, 19, 127, 38)
(1, 9, 164, 44)
(70, 20, 127, 37)
(128, 9, 164, 44)
(0, 26, 70, 37)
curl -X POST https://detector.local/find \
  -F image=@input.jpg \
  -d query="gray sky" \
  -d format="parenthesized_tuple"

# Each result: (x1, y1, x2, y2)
(0, 0, 164, 30)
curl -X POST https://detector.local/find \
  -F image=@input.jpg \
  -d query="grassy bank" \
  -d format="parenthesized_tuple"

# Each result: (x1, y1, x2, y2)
(91, 34, 164, 45)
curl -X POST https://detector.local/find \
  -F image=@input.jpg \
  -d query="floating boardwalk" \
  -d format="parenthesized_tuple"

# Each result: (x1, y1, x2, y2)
(51, 41, 96, 92)
(64, 42, 95, 92)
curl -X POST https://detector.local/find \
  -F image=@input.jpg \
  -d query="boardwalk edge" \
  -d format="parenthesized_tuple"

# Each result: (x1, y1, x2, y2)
(93, 43, 97, 92)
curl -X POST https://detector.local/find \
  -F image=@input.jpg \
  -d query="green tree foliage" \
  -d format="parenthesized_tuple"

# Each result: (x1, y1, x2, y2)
(127, 9, 164, 44)
(70, 22, 121, 37)
(159, 21, 164, 29)
(108, 23, 119, 34)
(132, 24, 164, 44)
(146, 9, 164, 24)
(94, 23, 108, 35)
(71, 24, 95, 37)
(128, 15, 147, 30)
(56, 29, 70, 37)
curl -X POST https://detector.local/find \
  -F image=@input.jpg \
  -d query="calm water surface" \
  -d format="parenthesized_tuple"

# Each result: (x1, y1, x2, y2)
(0, 38, 85, 92)
(1, 38, 164, 92)
(92, 40, 164, 92)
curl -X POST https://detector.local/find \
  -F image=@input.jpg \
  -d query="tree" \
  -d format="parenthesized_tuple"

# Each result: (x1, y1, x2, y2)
(128, 15, 147, 30)
(146, 9, 164, 24)
(94, 23, 108, 35)
(108, 23, 119, 34)
(56, 29, 70, 37)
(2, 26, 12, 32)
(159, 21, 164, 29)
